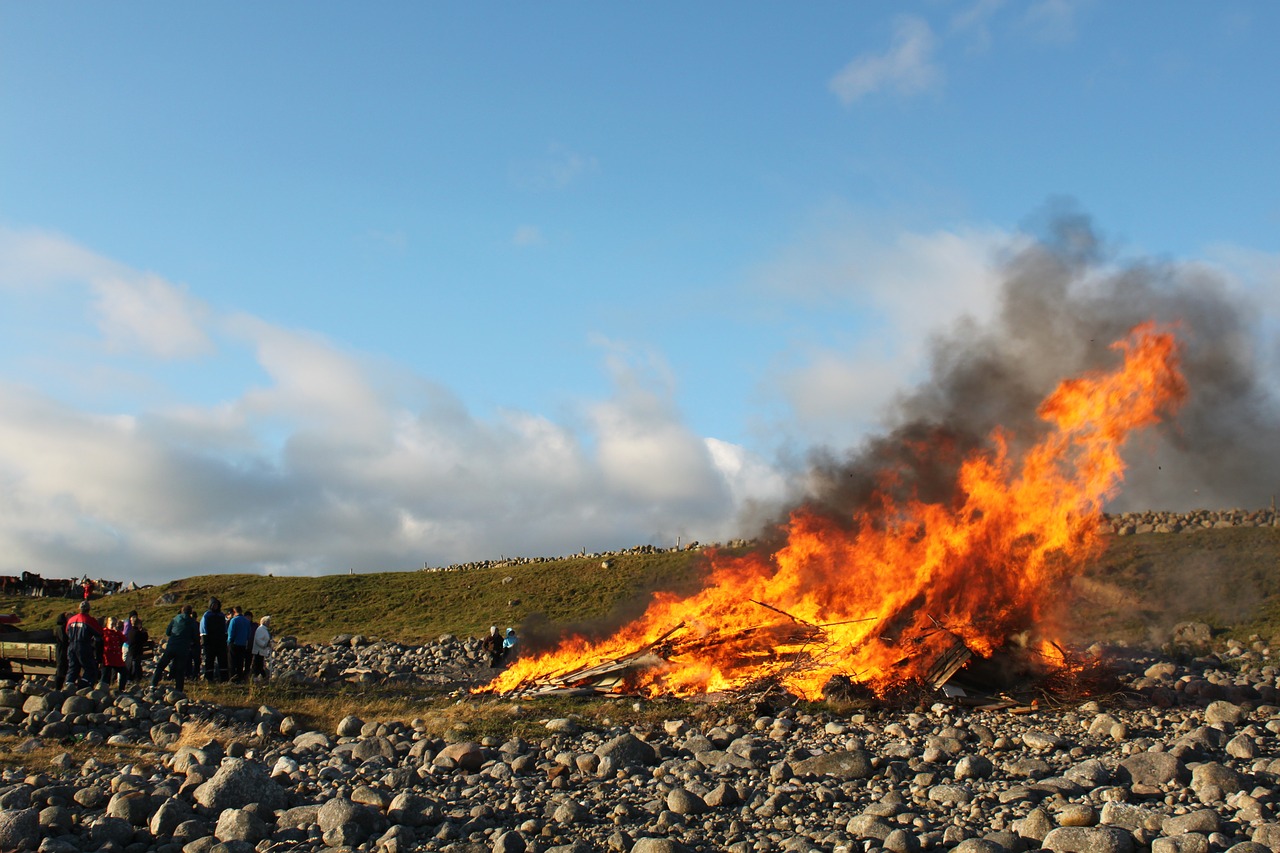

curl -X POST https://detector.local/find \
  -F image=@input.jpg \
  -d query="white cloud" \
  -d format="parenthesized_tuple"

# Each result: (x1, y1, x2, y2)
(513, 225, 545, 247)
(0, 232, 783, 583)
(0, 226, 213, 359)
(755, 220, 1017, 447)
(514, 143, 599, 192)
(950, 0, 1007, 52)
(93, 272, 211, 359)
(1021, 0, 1085, 43)
(830, 16, 942, 104)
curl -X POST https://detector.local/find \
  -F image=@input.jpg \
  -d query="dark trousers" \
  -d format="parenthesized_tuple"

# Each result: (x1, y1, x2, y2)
(54, 645, 68, 688)
(229, 644, 250, 681)
(66, 643, 99, 687)
(203, 636, 229, 681)
(124, 649, 143, 684)
(150, 645, 189, 691)
(99, 665, 125, 690)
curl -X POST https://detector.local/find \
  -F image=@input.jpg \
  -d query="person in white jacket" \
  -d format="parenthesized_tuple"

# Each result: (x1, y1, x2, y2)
(251, 615, 273, 681)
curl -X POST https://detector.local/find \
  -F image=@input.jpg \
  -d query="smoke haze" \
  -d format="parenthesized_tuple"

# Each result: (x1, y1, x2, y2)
(802, 210, 1280, 523)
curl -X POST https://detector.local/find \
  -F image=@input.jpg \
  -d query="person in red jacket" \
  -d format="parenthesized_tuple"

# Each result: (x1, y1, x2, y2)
(65, 600, 103, 688)
(99, 616, 126, 689)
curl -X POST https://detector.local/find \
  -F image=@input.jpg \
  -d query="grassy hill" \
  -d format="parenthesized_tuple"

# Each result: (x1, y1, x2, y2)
(3, 528, 1278, 649)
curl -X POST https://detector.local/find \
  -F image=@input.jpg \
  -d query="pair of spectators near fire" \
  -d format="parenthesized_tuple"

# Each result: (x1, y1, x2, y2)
(483, 625, 518, 668)
(225, 606, 274, 682)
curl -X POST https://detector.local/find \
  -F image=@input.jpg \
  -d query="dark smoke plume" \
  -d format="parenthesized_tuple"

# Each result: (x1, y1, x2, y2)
(803, 208, 1280, 523)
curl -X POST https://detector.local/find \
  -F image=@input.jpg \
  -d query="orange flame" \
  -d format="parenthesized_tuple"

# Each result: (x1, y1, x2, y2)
(485, 324, 1186, 699)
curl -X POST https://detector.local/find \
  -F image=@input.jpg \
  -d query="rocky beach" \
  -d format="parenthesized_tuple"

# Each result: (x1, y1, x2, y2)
(1, 621, 1279, 853)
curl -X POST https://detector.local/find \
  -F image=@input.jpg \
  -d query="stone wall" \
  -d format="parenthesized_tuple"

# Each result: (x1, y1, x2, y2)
(1103, 507, 1278, 535)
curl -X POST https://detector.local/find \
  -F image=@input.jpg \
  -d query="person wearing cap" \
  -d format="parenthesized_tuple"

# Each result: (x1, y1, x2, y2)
(150, 604, 198, 692)
(64, 600, 103, 688)
(251, 615, 273, 681)
(200, 597, 229, 682)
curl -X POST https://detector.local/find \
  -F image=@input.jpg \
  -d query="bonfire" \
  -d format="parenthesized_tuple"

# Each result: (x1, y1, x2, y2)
(481, 324, 1186, 701)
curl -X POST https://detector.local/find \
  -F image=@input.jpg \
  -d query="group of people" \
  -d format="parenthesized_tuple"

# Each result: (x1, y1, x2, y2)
(57, 602, 147, 690)
(483, 625, 518, 668)
(53, 597, 275, 693)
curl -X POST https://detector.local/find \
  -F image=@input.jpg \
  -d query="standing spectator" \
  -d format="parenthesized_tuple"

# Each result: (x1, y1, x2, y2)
(65, 601, 103, 688)
(122, 611, 147, 685)
(187, 622, 202, 686)
(251, 616, 273, 681)
(500, 627, 518, 665)
(100, 616, 126, 689)
(150, 604, 198, 692)
(52, 613, 70, 689)
(483, 625, 503, 668)
(226, 606, 253, 682)
(200, 598, 229, 682)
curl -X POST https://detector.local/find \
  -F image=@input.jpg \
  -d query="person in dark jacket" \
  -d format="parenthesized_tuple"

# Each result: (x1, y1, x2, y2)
(64, 601, 103, 688)
(200, 598, 229, 682)
(52, 612, 70, 688)
(150, 604, 198, 692)
(122, 611, 146, 685)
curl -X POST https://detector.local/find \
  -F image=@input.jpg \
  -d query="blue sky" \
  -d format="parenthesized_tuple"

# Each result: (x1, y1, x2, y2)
(1, 2, 1278, 584)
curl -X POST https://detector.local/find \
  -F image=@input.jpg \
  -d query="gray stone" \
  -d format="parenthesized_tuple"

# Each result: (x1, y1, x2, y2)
(37, 805, 73, 834)
(1162, 810, 1219, 836)
(292, 730, 332, 750)
(1023, 730, 1067, 750)
(492, 830, 527, 853)
(317, 796, 377, 842)
(434, 741, 485, 771)
(630, 840, 690, 853)
(0, 808, 39, 852)
(1151, 836, 1210, 853)
(193, 758, 288, 812)
(1065, 759, 1111, 788)
(595, 733, 657, 767)
(90, 815, 136, 847)
(151, 798, 194, 836)
(1190, 761, 1244, 799)
(106, 790, 152, 825)
(1204, 700, 1245, 725)
(666, 787, 707, 816)
(1099, 802, 1162, 832)
(214, 808, 268, 844)
(956, 754, 994, 779)
(1041, 826, 1134, 853)
(791, 748, 873, 779)
(336, 714, 364, 736)
(1118, 751, 1187, 787)
(951, 841, 1007, 853)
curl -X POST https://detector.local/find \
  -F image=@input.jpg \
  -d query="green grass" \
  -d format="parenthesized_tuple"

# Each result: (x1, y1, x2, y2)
(1068, 526, 1280, 645)
(4, 528, 1278, 650)
(0, 548, 719, 643)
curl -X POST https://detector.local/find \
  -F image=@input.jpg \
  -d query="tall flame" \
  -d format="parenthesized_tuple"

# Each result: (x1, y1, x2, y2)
(486, 324, 1186, 699)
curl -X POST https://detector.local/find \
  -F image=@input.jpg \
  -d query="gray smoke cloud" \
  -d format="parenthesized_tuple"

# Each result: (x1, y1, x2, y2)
(801, 207, 1280, 523)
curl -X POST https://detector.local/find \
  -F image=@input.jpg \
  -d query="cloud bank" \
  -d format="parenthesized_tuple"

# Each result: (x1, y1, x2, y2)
(0, 228, 781, 585)
(1, 215, 1276, 587)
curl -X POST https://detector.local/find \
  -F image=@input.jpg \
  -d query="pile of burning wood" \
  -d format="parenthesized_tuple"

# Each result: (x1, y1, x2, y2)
(495, 599, 1097, 710)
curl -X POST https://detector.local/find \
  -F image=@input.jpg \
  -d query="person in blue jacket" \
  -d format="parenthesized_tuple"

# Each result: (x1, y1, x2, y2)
(226, 606, 253, 682)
